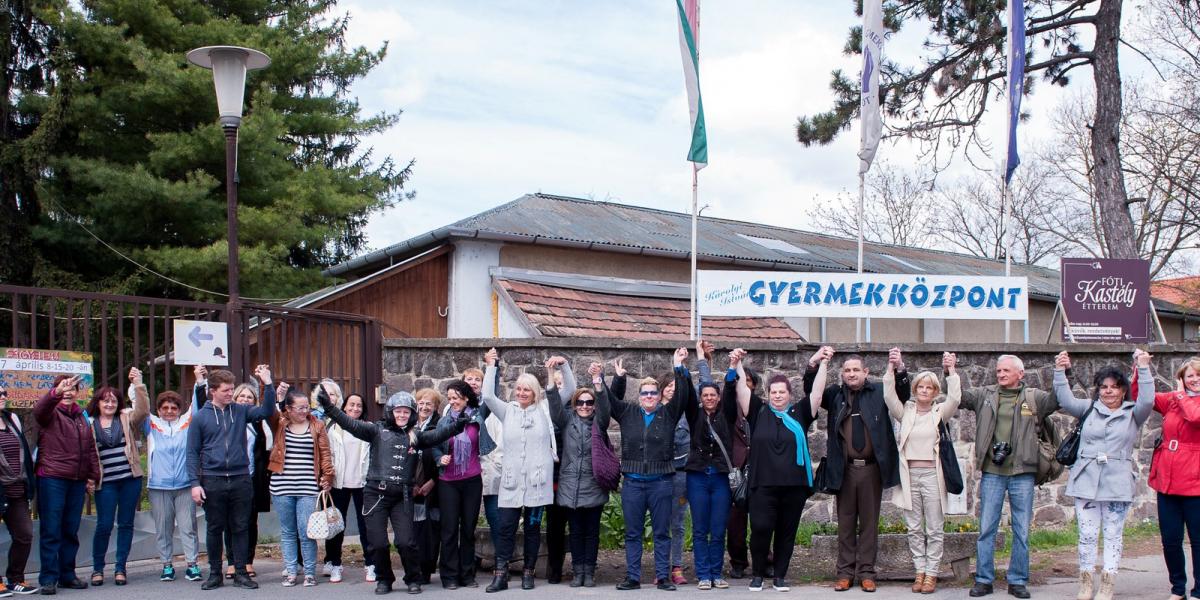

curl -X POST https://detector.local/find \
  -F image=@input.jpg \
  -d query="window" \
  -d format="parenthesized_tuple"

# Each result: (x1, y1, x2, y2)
(738, 234, 809, 255)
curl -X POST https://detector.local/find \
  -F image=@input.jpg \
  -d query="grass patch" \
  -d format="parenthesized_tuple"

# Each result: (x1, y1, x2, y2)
(996, 518, 1161, 557)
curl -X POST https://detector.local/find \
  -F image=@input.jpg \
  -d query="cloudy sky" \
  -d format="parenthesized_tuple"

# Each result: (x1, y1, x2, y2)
(339, 1, 1126, 252)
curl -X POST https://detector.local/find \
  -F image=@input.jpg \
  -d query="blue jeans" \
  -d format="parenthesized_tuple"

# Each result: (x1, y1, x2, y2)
(670, 471, 688, 568)
(274, 495, 318, 577)
(37, 477, 88, 586)
(483, 494, 501, 552)
(1158, 492, 1200, 597)
(687, 470, 731, 581)
(92, 477, 143, 573)
(976, 473, 1034, 586)
(621, 476, 673, 582)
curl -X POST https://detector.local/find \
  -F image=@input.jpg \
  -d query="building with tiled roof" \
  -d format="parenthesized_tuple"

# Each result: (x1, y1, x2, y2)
(290, 194, 1197, 343)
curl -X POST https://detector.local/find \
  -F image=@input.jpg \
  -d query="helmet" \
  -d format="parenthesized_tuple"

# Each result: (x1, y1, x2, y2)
(385, 391, 416, 414)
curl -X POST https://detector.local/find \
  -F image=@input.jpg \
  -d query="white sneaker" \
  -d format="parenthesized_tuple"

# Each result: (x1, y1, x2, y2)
(329, 566, 343, 583)
(365, 566, 377, 583)
(713, 579, 730, 589)
(322, 562, 333, 577)
(697, 580, 712, 590)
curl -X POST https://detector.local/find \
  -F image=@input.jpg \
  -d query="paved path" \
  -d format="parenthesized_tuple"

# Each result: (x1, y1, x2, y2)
(51, 553, 1173, 600)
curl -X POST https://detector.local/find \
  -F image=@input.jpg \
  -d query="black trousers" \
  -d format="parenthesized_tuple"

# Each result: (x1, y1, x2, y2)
(1159, 492, 1200, 597)
(566, 505, 603, 568)
(438, 476, 482, 583)
(223, 512, 261, 567)
(414, 506, 441, 583)
(326, 487, 372, 567)
(748, 485, 810, 579)
(363, 489, 420, 584)
(495, 506, 543, 570)
(726, 499, 749, 571)
(202, 475, 254, 572)
(545, 503, 568, 574)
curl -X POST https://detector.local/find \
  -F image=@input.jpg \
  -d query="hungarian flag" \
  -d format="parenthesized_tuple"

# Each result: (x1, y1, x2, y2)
(676, 0, 708, 168)
(858, 0, 884, 175)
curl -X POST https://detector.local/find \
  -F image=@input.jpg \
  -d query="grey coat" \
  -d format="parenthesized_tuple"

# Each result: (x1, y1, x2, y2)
(556, 385, 612, 509)
(1053, 366, 1155, 502)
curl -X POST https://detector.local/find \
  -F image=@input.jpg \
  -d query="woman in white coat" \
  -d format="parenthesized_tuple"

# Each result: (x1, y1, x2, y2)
(480, 356, 568, 593)
(883, 352, 961, 594)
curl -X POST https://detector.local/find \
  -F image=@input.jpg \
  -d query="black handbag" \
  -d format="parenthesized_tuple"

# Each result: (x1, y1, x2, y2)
(1056, 401, 1096, 467)
(732, 464, 750, 510)
(813, 456, 835, 494)
(937, 421, 965, 495)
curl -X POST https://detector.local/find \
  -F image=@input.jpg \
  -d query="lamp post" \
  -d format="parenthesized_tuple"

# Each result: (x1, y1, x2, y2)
(187, 45, 270, 379)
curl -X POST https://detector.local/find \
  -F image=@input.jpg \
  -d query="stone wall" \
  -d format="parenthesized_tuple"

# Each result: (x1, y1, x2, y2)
(383, 337, 1200, 526)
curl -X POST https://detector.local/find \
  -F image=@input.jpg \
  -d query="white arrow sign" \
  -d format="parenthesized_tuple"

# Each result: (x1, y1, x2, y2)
(172, 319, 230, 366)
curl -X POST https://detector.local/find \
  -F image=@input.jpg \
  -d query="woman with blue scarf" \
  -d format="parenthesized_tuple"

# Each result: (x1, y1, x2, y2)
(732, 349, 824, 593)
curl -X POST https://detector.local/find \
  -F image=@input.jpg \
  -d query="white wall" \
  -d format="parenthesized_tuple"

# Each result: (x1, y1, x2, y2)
(447, 240, 502, 338)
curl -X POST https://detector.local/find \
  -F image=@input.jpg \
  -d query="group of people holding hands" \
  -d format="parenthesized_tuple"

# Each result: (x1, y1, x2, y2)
(1, 345, 1198, 600)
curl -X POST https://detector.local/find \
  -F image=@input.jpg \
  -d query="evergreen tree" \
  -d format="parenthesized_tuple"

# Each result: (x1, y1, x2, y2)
(9, 0, 408, 300)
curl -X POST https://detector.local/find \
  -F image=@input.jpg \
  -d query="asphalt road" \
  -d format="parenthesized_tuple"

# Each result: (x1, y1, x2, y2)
(43, 552, 1175, 600)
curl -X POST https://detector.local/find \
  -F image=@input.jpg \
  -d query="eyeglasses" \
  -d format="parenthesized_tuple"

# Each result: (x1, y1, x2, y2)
(639, 390, 659, 397)
(290, 405, 311, 413)
(575, 399, 595, 406)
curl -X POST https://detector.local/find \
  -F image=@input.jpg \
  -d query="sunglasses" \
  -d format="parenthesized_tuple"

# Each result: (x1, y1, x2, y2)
(575, 399, 595, 407)
(639, 390, 659, 397)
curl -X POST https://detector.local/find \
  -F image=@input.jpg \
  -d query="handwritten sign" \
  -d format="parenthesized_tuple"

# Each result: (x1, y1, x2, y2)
(0, 348, 94, 409)
(697, 271, 1029, 320)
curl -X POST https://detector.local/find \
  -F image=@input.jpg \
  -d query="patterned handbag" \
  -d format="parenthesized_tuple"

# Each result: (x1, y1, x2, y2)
(305, 490, 345, 540)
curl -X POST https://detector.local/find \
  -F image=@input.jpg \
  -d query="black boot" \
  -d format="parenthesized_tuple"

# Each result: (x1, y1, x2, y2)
(582, 565, 596, 588)
(570, 567, 585, 588)
(486, 565, 509, 593)
(521, 569, 535, 590)
(547, 566, 562, 585)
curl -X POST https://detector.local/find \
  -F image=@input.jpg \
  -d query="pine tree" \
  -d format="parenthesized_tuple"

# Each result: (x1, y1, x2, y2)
(12, 0, 409, 300)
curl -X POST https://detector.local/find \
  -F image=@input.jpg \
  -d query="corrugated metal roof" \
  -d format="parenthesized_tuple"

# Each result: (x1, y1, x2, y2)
(324, 193, 1177, 313)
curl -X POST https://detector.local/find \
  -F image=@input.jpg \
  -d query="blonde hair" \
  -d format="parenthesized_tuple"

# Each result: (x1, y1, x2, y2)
(311, 379, 344, 409)
(1177, 357, 1200, 383)
(462, 367, 484, 380)
(232, 383, 259, 404)
(414, 387, 444, 413)
(638, 377, 659, 391)
(910, 371, 943, 397)
(512, 373, 544, 405)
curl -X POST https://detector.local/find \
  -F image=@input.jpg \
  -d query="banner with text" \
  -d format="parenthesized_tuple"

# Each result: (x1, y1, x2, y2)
(1060, 258, 1151, 343)
(697, 271, 1029, 320)
(0, 348, 95, 409)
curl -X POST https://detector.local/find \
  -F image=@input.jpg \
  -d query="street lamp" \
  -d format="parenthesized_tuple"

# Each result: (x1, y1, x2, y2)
(187, 45, 270, 377)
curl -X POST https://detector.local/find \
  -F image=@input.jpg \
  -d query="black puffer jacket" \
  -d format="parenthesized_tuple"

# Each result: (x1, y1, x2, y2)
(323, 401, 465, 493)
(556, 385, 611, 509)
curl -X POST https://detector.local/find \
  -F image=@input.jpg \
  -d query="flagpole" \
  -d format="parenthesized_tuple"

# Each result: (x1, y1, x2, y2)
(690, 164, 699, 340)
(856, 171, 865, 344)
(1002, 180, 1012, 343)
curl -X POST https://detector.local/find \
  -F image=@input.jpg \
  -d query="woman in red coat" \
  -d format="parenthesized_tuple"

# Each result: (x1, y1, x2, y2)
(1143, 356, 1200, 600)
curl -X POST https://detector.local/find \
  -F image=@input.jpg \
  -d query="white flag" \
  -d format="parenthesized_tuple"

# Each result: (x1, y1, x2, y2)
(858, 0, 884, 175)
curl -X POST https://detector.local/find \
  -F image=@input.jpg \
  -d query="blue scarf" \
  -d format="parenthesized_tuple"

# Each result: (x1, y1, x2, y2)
(768, 406, 812, 487)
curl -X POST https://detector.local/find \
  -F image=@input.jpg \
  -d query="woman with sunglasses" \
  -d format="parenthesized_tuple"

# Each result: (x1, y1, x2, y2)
(608, 348, 691, 591)
(554, 362, 612, 588)
(133, 367, 203, 584)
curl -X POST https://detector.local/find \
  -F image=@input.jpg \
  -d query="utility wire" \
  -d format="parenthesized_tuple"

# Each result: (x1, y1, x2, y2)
(48, 198, 293, 303)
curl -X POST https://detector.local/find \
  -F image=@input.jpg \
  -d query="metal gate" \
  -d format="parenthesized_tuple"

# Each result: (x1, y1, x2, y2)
(0, 284, 382, 414)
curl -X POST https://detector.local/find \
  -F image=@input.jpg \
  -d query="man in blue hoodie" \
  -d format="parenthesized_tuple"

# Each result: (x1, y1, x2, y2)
(187, 364, 277, 591)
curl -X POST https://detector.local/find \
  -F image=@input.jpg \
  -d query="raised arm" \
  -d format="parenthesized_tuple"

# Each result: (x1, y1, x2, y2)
(319, 394, 379, 442)
(929, 352, 960, 422)
(665, 348, 692, 422)
(417, 412, 470, 448)
(607, 359, 630, 420)
(127, 368, 150, 428)
(1132, 351, 1155, 426)
(248, 365, 278, 423)
(546, 386, 568, 430)
(882, 363, 904, 421)
(1050, 351, 1089, 417)
(732, 349, 752, 418)
(558, 359, 577, 399)
(481, 364, 508, 421)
